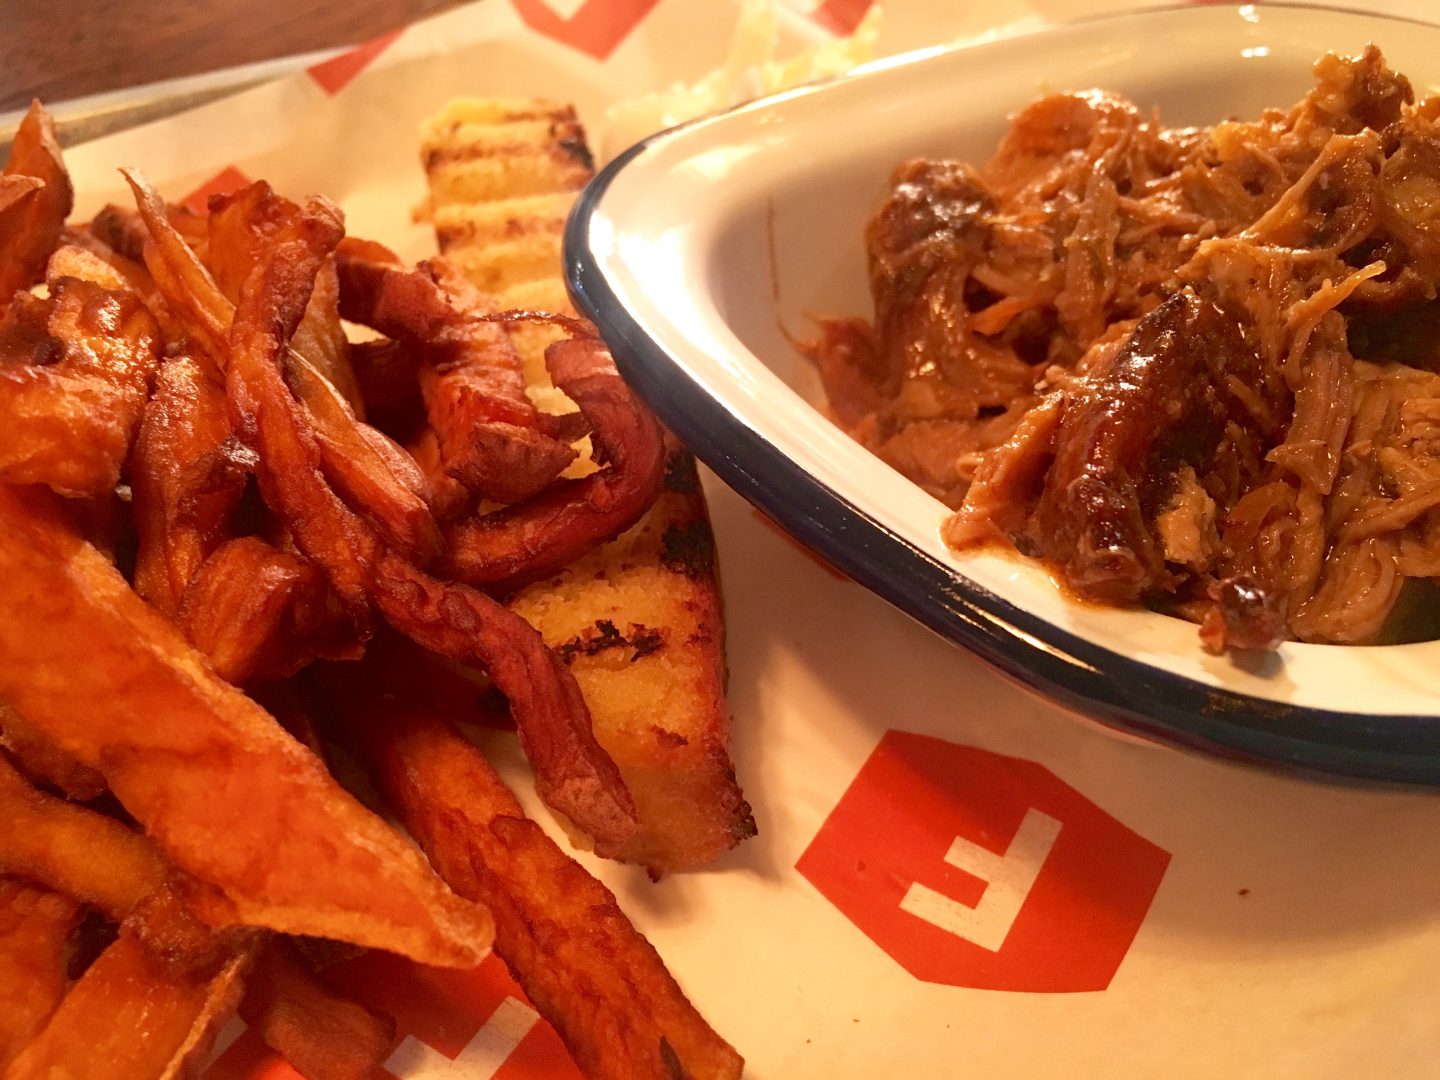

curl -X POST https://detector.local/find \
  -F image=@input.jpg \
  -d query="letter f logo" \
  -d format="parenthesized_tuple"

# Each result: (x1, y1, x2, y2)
(797, 733, 1170, 992)
(901, 809, 1062, 952)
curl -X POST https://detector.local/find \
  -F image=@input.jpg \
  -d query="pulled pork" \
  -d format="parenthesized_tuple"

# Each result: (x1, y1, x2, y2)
(812, 47, 1440, 650)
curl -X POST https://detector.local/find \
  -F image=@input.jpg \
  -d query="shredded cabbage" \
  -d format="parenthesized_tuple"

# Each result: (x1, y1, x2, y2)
(601, 1, 882, 161)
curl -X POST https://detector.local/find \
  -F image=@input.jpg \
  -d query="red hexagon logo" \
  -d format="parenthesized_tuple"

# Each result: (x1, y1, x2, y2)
(509, 0, 663, 61)
(797, 731, 1171, 993)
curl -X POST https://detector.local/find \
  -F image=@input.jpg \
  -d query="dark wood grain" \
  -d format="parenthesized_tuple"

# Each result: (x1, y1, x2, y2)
(0, 0, 473, 113)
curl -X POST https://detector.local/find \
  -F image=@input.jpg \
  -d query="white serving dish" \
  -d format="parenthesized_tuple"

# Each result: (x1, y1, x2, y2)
(566, 3, 1440, 783)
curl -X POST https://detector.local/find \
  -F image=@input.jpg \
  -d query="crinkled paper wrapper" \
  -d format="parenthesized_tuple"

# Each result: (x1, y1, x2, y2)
(60, 1, 1440, 1076)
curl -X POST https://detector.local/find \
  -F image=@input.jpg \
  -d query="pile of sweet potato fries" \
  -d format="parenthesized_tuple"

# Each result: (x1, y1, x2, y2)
(0, 101, 743, 1080)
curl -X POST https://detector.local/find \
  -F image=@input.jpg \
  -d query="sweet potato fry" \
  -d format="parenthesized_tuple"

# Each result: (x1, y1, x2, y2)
(91, 201, 209, 266)
(0, 277, 162, 495)
(219, 211, 383, 611)
(348, 336, 423, 432)
(239, 939, 397, 1080)
(4, 931, 253, 1080)
(0, 751, 168, 919)
(180, 536, 359, 685)
(407, 422, 474, 524)
(0, 878, 80, 1071)
(332, 657, 743, 1080)
(49, 237, 151, 294)
(321, 403, 440, 565)
(0, 102, 72, 303)
(51, 232, 186, 344)
(0, 485, 492, 967)
(1, 750, 252, 972)
(89, 203, 145, 258)
(335, 240, 576, 503)
(298, 257, 365, 414)
(222, 192, 637, 850)
(0, 174, 41, 216)
(122, 881, 263, 983)
(5, 749, 271, 1066)
(125, 171, 440, 565)
(206, 183, 365, 417)
(132, 173, 439, 560)
(371, 556, 638, 852)
(132, 351, 253, 616)
(443, 334, 666, 594)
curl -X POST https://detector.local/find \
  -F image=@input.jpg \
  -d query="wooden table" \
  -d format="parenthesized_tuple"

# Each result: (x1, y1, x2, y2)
(0, 0, 470, 114)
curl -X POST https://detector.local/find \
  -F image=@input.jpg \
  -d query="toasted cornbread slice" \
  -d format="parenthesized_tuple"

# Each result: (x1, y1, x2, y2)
(433, 192, 572, 250)
(422, 100, 589, 389)
(423, 99, 754, 874)
(508, 440, 755, 873)
(421, 102, 593, 208)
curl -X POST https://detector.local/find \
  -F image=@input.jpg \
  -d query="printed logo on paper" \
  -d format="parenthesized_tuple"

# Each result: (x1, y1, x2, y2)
(509, 0, 663, 61)
(802, 0, 879, 36)
(204, 952, 580, 1080)
(796, 731, 1170, 992)
(308, 29, 404, 95)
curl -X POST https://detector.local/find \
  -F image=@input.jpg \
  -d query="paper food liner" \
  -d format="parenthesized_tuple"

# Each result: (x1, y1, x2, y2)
(56, 1, 1440, 1076)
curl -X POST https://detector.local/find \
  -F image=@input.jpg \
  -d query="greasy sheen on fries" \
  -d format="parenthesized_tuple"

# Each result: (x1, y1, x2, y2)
(334, 651, 744, 1080)
(0, 486, 492, 967)
(1, 750, 244, 981)
(0, 879, 80, 1071)
(4, 932, 254, 1080)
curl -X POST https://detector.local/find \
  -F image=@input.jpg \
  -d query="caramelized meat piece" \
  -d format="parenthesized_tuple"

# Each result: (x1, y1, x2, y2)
(866, 160, 1035, 423)
(1198, 576, 1288, 653)
(834, 159, 1044, 501)
(808, 317, 883, 428)
(1031, 289, 1277, 603)
(1359, 110, 1440, 306)
(1309, 45, 1412, 134)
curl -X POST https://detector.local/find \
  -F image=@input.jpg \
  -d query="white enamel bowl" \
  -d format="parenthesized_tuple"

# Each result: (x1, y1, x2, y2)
(566, 3, 1440, 783)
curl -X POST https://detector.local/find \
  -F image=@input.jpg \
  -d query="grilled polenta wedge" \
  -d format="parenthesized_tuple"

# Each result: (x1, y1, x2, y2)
(421, 99, 755, 875)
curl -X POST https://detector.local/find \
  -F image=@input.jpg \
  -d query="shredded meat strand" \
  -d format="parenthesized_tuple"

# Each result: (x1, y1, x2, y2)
(818, 46, 1440, 650)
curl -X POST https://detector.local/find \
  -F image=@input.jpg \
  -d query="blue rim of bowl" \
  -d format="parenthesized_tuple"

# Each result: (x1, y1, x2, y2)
(564, 3, 1440, 786)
